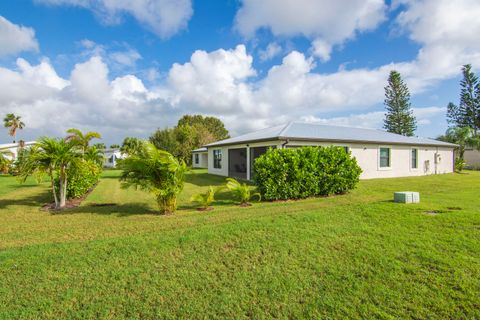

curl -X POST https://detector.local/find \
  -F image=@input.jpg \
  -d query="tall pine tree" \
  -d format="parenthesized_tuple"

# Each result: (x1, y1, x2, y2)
(383, 70, 417, 136)
(446, 64, 480, 134)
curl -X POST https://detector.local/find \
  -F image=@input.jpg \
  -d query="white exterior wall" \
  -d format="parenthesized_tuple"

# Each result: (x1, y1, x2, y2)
(207, 140, 454, 179)
(192, 152, 208, 168)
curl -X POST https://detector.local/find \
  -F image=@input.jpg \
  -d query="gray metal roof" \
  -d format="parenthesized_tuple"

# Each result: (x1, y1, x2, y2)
(192, 147, 208, 153)
(204, 122, 457, 148)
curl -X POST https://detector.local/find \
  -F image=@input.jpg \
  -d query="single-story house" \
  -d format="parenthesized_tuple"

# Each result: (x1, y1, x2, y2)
(192, 147, 208, 168)
(0, 141, 36, 161)
(103, 148, 126, 168)
(197, 122, 456, 180)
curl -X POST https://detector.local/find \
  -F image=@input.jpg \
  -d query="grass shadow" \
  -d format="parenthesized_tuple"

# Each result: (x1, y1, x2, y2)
(184, 172, 227, 187)
(0, 191, 51, 209)
(60, 202, 158, 217)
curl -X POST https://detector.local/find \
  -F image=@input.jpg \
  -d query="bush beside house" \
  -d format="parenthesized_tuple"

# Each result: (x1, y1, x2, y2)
(253, 146, 362, 200)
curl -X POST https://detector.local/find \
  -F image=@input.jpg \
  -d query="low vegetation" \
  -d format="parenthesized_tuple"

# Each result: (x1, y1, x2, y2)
(0, 170, 479, 318)
(254, 146, 362, 200)
(119, 142, 187, 214)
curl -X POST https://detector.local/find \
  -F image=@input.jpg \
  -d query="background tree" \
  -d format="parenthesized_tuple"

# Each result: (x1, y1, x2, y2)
(3, 113, 25, 143)
(150, 114, 229, 164)
(446, 64, 480, 133)
(177, 115, 229, 140)
(120, 137, 145, 156)
(109, 144, 120, 149)
(383, 71, 417, 136)
(437, 126, 480, 161)
(65, 128, 101, 153)
(85, 146, 104, 166)
(93, 143, 107, 150)
(120, 143, 187, 214)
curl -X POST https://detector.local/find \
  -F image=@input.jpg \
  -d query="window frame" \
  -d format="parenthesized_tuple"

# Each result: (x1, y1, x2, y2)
(378, 146, 392, 170)
(410, 148, 418, 170)
(213, 149, 222, 169)
(194, 153, 199, 164)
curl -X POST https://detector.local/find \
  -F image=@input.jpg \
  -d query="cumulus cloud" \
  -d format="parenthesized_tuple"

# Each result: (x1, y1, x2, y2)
(235, 0, 386, 61)
(259, 42, 282, 61)
(36, 0, 193, 38)
(301, 106, 446, 133)
(3, 0, 480, 142)
(0, 16, 39, 56)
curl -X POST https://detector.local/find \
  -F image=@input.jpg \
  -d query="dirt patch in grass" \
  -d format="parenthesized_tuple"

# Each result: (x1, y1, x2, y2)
(196, 207, 214, 212)
(40, 183, 98, 212)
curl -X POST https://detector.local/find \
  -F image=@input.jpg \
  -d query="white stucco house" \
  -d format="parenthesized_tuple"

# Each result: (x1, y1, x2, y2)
(196, 122, 456, 180)
(103, 148, 126, 168)
(0, 141, 36, 160)
(192, 147, 208, 168)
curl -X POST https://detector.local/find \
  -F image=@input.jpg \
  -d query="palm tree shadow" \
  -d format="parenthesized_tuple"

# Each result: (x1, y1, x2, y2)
(0, 192, 51, 209)
(59, 202, 158, 217)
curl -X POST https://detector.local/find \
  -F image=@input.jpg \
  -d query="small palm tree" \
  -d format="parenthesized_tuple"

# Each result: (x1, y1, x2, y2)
(225, 178, 261, 206)
(18, 137, 82, 209)
(3, 113, 25, 143)
(85, 146, 104, 166)
(191, 186, 217, 211)
(439, 126, 480, 171)
(120, 142, 187, 214)
(0, 152, 12, 174)
(65, 128, 102, 153)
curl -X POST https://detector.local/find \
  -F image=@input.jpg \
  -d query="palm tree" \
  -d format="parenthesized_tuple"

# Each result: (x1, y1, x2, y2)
(65, 128, 101, 153)
(120, 143, 187, 214)
(225, 178, 261, 206)
(0, 152, 12, 174)
(18, 137, 82, 209)
(3, 113, 25, 143)
(439, 127, 480, 159)
(191, 186, 217, 211)
(85, 146, 104, 166)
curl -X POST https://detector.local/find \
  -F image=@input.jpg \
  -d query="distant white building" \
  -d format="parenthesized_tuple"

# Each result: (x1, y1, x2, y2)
(103, 148, 126, 168)
(0, 141, 36, 160)
(192, 147, 208, 168)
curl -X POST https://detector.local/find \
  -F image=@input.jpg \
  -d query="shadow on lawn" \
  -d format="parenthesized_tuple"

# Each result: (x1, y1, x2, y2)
(62, 202, 158, 217)
(184, 172, 227, 187)
(0, 191, 51, 209)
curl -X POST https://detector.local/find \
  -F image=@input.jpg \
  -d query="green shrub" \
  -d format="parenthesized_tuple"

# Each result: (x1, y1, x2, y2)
(455, 157, 466, 172)
(253, 146, 362, 200)
(56, 160, 102, 199)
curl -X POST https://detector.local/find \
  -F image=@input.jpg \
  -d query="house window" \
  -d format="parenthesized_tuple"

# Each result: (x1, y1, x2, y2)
(213, 149, 222, 169)
(195, 153, 199, 164)
(411, 148, 418, 169)
(379, 147, 391, 168)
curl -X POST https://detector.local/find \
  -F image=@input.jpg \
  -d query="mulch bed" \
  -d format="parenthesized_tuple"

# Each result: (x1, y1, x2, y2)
(40, 183, 98, 212)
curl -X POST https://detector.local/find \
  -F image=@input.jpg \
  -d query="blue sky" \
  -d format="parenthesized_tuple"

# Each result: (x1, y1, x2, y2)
(0, 0, 478, 145)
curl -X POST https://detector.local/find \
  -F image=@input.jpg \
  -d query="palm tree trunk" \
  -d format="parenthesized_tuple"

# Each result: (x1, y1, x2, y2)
(59, 166, 66, 208)
(50, 170, 59, 208)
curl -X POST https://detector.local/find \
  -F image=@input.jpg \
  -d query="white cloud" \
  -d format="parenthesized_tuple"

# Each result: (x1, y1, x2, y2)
(259, 42, 282, 61)
(110, 49, 142, 67)
(0, 16, 39, 56)
(235, 0, 386, 60)
(36, 0, 193, 38)
(301, 106, 446, 133)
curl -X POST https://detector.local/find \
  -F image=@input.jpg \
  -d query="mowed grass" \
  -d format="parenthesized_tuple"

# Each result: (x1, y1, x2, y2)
(0, 169, 479, 319)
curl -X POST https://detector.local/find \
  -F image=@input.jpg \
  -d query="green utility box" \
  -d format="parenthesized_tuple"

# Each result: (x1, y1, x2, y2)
(394, 191, 420, 204)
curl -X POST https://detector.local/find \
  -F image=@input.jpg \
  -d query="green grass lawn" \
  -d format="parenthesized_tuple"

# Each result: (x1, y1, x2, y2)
(1, 169, 479, 319)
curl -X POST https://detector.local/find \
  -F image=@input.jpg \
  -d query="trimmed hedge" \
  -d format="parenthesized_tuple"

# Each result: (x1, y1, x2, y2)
(56, 160, 102, 199)
(253, 146, 362, 200)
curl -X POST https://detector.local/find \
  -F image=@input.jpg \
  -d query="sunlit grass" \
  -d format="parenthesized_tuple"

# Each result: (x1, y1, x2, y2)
(0, 169, 479, 318)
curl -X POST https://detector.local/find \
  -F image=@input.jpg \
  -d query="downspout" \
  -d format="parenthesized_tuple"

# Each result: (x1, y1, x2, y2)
(281, 139, 290, 148)
(435, 147, 438, 174)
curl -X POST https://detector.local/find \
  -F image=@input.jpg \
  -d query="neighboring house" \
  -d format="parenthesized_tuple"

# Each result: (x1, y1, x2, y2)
(192, 147, 208, 168)
(103, 148, 126, 168)
(464, 147, 480, 169)
(0, 141, 36, 160)
(198, 122, 456, 180)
